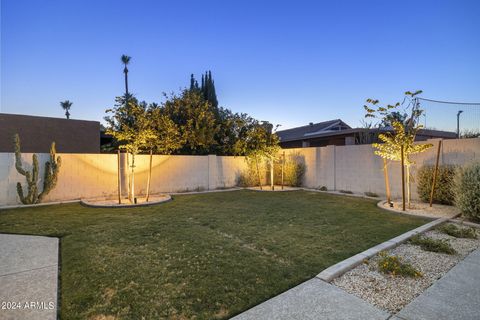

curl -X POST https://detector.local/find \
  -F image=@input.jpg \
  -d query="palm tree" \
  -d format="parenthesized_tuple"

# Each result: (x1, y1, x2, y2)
(60, 100, 73, 119)
(121, 54, 131, 96)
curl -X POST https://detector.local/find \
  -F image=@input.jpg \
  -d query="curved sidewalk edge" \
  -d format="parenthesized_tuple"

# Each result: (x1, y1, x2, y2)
(0, 234, 59, 320)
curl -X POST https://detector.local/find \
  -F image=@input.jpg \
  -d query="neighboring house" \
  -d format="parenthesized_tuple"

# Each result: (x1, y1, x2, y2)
(277, 119, 457, 148)
(0, 113, 100, 153)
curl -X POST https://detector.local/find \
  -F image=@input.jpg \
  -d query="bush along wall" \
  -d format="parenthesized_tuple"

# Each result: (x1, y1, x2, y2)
(273, 153, 306, 187)
(237, 152, 306, 187)
(455, 162, 480, 222)
(237, 157, 266, 187)
(417, 165, 456, 205)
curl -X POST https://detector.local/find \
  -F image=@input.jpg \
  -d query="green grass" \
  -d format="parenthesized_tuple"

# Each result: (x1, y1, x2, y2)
(409, 235, 456, 255)
(0, 190, 427, 320)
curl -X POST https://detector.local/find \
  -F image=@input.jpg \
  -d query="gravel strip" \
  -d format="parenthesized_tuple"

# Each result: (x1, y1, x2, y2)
(382, 201, 460, 218)
(332, 223, 479, 313)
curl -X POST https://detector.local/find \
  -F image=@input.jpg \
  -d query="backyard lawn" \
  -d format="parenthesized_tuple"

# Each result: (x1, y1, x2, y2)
(0, 190, 427, 319)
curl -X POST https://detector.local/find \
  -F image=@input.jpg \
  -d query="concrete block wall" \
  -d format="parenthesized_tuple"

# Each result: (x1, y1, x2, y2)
(0, 153, 248, 205)
(0, 138, 478, 205)
(293, 138, 480, 199)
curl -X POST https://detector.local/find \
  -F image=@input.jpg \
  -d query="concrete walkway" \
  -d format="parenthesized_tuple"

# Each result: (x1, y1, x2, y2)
(231, 278, 389, 320)
(233, 248, 480, 320)
(0, 234, 58, 320)
(394, 248, 480, 320)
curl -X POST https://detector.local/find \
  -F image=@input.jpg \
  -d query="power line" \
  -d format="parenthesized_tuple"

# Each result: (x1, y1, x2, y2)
(418, 97, 480, 106)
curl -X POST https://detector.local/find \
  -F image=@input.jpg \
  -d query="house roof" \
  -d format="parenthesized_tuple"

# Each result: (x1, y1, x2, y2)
(277, 119, 457, 142)
(276, 119, 351, 142)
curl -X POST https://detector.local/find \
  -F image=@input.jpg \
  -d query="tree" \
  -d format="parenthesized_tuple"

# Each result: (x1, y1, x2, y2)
(143, 104, 183, 201)
(365, 90, 432, 209)
(234, 120, 281, 190)
(60, 100, 73, 119)
(105, 95, 155, 202)
(162, 89, 219, 155)
(195, 71, 218, 109)
(188, 72, 259, 156)
(121, 55, 131, 96)
(190, 74, 199, 91)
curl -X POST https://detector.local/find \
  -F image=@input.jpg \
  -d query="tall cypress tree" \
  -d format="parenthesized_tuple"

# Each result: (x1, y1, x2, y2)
(190, 71, 218, 108)
(208, 70, 218, 108)
(190, 74, 195, 90)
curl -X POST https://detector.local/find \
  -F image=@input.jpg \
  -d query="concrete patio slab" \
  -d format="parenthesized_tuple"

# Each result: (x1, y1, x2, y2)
(0, 234, 58, 275)
(0, 234, 58, 320)
(396, 248, 480, 320)
(231, 278, 390, 320)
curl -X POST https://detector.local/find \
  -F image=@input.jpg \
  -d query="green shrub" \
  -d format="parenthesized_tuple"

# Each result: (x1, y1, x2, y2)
(455, 162, 480, 222)
(364, 191, 378, 197)
(339, 190, 353, 194)
(409, 235, 456, 255)
(238, 153, 306, 188)
(273, 153, 306, 187)
(377, 251, 422, 278)
(439, 223, 477, 239)
(417, 165, 456, 205)
(237, 158, 265, 187)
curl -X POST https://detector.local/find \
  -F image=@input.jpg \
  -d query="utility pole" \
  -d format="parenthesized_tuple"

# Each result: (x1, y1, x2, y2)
(457, 110, 463, 138)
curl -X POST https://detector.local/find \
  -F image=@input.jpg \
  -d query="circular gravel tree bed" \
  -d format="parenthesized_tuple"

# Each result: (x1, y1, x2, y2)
(246, 185, 300, 192)
(81, 194, 171, 208)
(379, 200, 460, 219)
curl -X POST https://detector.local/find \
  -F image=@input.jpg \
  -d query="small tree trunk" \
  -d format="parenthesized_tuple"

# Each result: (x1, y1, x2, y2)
(117, 150, 121, 204)
(281, 152, 285, 190)
(406, 164, 411, 209)
(146, 149, 153, 202)
(255, 155, 262, 190)
(130, 153, 135, 203)
(383, 158, 391, 204)
(126, 152, 131, 202)
(401, 145, 406, 211)
(270, 157, 274, 190)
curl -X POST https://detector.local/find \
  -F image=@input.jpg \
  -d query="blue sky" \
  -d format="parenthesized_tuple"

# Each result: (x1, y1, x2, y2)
(1, 0, 479, 130)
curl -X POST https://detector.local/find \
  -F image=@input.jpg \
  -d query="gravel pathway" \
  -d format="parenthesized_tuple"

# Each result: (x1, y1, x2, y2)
(332, 223, 479, 313)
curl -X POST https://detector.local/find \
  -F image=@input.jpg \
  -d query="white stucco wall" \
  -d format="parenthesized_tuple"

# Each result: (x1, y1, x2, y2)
(0, 153, 248, 205)
(0, 138, 478, 205)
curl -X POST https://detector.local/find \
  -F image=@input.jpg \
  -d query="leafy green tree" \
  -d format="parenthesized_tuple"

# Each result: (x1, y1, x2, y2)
(105, 95, 155, 202)
(60, 100, 73, 119)
(234, 120, 280, 189)
(143, 104, 184, 200)
(148, 106, 184, 154)
(162, 89, 219, 155)
(365, 90, 432, 207)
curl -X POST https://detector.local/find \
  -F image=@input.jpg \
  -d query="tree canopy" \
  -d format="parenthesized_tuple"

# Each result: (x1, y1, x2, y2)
(105, 72, 279, 157)
(364, 90, 432, 164)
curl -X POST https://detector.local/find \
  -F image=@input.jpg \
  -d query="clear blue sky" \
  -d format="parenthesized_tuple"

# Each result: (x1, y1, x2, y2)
(1, 0, 479, 130)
